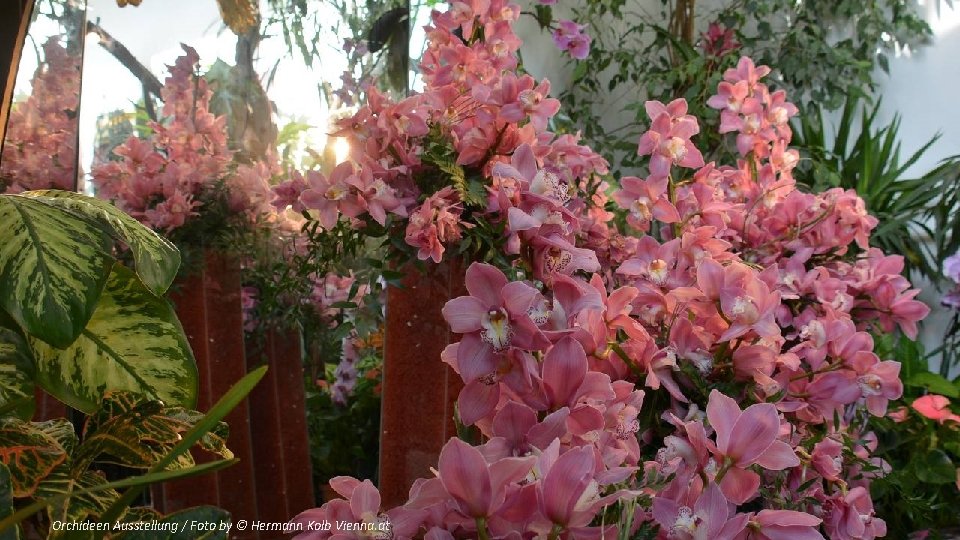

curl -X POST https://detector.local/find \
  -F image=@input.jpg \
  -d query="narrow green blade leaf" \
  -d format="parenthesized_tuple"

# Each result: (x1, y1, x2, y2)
(33, 264, 197, 414)
(74, 392, 231, 472)
(21, 191, 181, 296)
(0, 459, 237, 532)
(0, 195, 114, 348)
(98, 366, 267, 525)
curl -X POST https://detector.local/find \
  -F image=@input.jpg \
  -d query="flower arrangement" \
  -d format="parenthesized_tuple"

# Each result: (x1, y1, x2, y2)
(0, 37, 81, 193)
(287, 1, 935, 538)
(272, 0, 609, 278)
(90, 45, 274, 235)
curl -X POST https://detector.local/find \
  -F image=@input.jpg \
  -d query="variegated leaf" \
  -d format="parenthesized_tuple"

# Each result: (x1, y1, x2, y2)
(0, 194, 114, 348)
(0, 326, 35, 420)
(114, 506, 230, 540)
(0, 419, 69, 497)
(0, 463, 20, 540)
(74, 392, 231, 472)
(34, 419, 79, 456)
(36, 466, 117, 525)
(22, 191, 180, 296)
(33, 264, 198, 414)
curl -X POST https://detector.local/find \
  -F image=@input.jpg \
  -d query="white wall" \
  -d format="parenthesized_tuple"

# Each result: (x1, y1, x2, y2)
(874, 2, 960, 375)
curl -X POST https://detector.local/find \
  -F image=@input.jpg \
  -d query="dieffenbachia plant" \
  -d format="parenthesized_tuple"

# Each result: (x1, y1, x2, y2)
(0, 189, 194, 417)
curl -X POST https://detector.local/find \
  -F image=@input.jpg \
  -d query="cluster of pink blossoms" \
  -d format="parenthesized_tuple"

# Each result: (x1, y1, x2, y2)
(290, 2, 931, 532)
(271, 0, 609, 283)
(1, 38, 81, 193)
(91, 45, 274, 231)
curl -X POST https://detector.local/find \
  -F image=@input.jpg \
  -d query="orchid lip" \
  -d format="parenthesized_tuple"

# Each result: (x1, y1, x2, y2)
(480, 308, 513, 351)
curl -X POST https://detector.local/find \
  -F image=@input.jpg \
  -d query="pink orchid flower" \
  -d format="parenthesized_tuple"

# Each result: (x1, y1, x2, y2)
(697, 258, 781, 341)
(437, 437, 535, 522)
(442, 263, 549, 381)
(612, 175, 680, 231)
(652, 483, 749, 539)
(637, 99, 705, 177)
(300, 162, 356, 230)
(290, 478, 425, 539)
(705, 390, 799, 503)
(735, 509, 824, 540)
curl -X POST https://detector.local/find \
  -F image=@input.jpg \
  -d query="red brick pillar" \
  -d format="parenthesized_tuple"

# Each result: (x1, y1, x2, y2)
(155, 251, 260, 538)
(379, 259, 466, 508)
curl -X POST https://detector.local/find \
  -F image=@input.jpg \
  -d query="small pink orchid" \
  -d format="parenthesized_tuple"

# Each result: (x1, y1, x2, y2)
(822, 486, 886, 540)
(612, 175, 680, 231)
(637, 99, 705, 177)
(552, 20, 592, 60)
(437, 437, 535, 521)
(912, 394, 960, 424)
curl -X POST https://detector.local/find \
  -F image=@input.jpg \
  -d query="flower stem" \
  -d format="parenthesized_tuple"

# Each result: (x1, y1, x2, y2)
(476, 517, 491, 540)
(547, 524, 564, 540)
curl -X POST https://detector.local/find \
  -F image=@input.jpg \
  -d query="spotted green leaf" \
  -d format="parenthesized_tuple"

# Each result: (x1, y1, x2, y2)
(0, 194, 114, 348)
(32, 264, 198, 414)
(22, 191, 180, 296)
(0, 326, 35, 420)
(36, 466, 117, 525)
(74, 392, 231, 472)
(0, 463, 19, 540)
(0, 419, 69, 497)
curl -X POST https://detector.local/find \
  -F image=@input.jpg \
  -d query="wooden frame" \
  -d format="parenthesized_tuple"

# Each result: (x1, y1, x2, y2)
(0, 0, 34, 145)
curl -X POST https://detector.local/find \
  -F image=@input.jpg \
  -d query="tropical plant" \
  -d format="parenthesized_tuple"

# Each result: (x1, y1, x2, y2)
(791, 95, 960, 283)
(0, 190, 193, 414)
(0, 189, 266, 538)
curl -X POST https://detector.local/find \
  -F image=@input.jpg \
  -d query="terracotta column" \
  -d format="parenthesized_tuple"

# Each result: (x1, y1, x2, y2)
(379, 259, 466, 508)
(246, 329, 316, 536)
(155, 251, 260, 538)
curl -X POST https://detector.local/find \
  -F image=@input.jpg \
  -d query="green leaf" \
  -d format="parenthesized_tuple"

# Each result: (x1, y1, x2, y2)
(32, 264, 198, 414)
(0, 463, 19, 540)
(37, 466, 118, 525)
(21, 191, 181, 296)
(0, 194, 114, 348)
(914, 449, 957, 484)
(115, 506, 231, 540)
(0, 459, 237, 532)
(74, 393, 232, 472)
(0, 326, 35, 420)
(97, 366, 267, 525)
(0, 419, 69, 497)
(906, 372, 960, 398)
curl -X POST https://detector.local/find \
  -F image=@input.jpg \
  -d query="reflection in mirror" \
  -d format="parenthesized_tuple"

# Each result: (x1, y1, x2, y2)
(1, 0, 87, 193)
